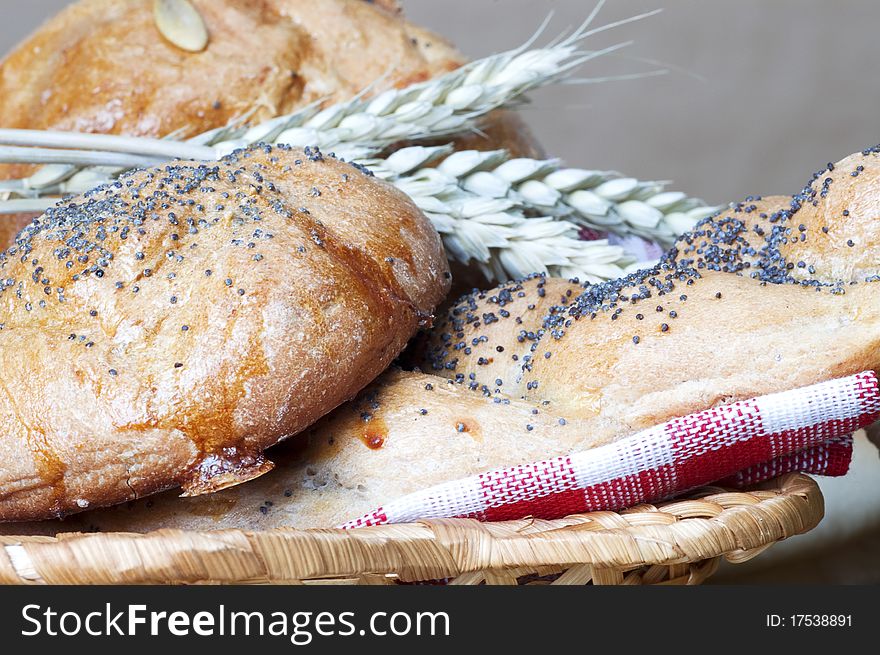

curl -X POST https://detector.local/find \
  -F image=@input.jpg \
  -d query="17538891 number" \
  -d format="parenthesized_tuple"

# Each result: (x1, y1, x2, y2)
(766, 615, 852, 628)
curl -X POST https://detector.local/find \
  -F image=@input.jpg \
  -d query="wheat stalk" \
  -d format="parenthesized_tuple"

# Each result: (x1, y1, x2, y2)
(0, 1, 663, 193)
(368, 145, 719, 247)
(0, 145, 636, 283)
(197, 7, 663, 161)
(0, 143, 717, 253)
(383, 160, 634, 281)
(0, 141, 715, 282)
(452, 216, 635, 283)
(0, 139, 717, 275)
(0, 138, 714, 282)
(449, 154, 718, 246)
(0, 3, 692, 281)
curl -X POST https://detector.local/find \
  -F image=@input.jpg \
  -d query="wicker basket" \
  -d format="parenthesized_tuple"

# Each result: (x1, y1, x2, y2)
(0, 473, 822, 585)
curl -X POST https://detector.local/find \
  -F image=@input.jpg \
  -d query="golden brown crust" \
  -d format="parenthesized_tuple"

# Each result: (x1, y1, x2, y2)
(0, 145, 449, 521)
(0, 217, 31, 254)
(0, 0, 541, 248)
(0, 0, 462, 139)
(415, 275, 583, 389)
(518, 271, 880, 430)
(0, 368, 599, 533)
(778, 153, 880, 283)
(9, 147, 880, 531)
(11, 149, 880, 530)
(421, 156, 880, 429)
(423, 277, 880, 434)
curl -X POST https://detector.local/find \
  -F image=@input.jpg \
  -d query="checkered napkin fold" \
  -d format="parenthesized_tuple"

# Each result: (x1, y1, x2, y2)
(342, 371, 880, 528)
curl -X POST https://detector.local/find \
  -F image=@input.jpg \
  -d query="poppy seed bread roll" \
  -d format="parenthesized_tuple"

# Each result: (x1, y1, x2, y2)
(7, 149, 880, 531)
(0, 144, 450, 521)
(423, 151, 880, 413)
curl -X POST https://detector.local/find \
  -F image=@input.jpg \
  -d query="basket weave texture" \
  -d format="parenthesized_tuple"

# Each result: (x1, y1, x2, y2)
(0, 473, 822, 585)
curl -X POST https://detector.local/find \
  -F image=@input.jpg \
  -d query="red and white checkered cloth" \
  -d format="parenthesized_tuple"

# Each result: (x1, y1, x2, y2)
(342, 371, 880, 528)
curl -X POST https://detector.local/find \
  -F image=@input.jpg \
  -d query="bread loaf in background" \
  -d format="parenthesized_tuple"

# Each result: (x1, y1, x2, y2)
(0, 144, 450, 522)
(0, 0, 543, 248)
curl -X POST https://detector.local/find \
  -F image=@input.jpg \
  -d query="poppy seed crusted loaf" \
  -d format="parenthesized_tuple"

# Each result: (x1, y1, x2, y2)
(0, 144, 450, 521)
(256, 150, 880, 527)
(7, 148, 880, 532)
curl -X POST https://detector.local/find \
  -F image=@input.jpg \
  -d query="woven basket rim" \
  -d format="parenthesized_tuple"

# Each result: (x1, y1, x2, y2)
(0, 473, 823, 585)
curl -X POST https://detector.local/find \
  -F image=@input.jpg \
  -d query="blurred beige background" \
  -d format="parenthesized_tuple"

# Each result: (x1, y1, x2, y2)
(3, 0, 879, 582)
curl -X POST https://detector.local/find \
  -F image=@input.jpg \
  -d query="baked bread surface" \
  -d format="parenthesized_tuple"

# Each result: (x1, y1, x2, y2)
(0, 144, 450, 521)
(6, 149, 880, 531)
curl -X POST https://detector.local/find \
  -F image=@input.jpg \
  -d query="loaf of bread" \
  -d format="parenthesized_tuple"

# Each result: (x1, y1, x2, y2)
(0, 0, 542, 248)
(5, 149, 880, 532)
(0, 144, 450, 521)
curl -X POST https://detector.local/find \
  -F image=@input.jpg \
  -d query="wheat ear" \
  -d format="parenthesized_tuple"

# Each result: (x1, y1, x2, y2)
(0, 141, 715, 282)
(0, 153, 635, 284)
(384, 160, 634, 282)
(367, 145, 719, 247)
(0, 2, 664, 193)
(0, 4, 689, 280)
